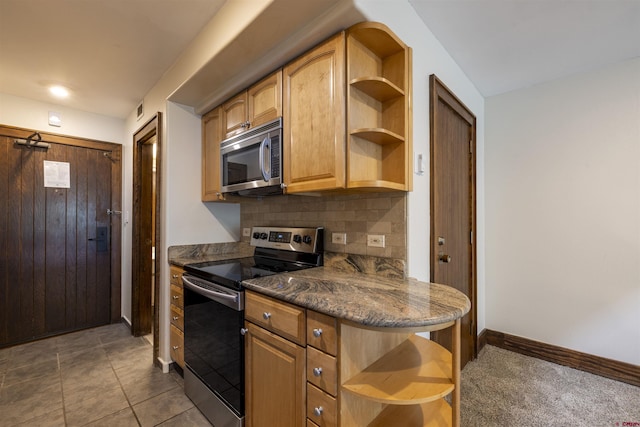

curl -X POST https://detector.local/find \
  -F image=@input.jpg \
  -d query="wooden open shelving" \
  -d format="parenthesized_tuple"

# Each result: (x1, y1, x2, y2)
(340, 320, 461, 427)
(342, 334, 454, 404)
(346, 21, 412, 191)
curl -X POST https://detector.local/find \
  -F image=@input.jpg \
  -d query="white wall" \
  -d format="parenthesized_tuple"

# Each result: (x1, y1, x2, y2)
(0, 92, 124, 143)
(485, 58, 640, 365)
(354, 0, 486, 331)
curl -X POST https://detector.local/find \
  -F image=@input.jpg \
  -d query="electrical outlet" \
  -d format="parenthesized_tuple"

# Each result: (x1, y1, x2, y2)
(242, 228, 251, 237)
(367, 234, 385, 248)
(332, 233, 347, 245)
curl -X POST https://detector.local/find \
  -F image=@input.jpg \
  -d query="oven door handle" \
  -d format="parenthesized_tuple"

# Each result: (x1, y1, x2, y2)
(182, 276, 240, 305)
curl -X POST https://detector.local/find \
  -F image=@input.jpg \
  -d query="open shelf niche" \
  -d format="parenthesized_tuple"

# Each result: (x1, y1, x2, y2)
(346, 21, 412, 191)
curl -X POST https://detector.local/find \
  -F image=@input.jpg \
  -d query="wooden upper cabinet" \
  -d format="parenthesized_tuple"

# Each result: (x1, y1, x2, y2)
(248, 70, 282, 128)
(346, 22, 412, 191)
(222, 69, 282, 139)
(221, 92, 248, 139)
(201, 107, 227, 202)
(283, 33, 346, 193)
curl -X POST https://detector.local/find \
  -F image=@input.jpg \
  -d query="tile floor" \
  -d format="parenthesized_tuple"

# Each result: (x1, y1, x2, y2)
(0, 323, 213, 426)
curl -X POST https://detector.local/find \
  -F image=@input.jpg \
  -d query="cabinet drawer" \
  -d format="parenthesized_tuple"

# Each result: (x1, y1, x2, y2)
(169, 324, 184, 368)
(307, 346, 337, 396)
(245, 291, 306, 345)
(170, 266, 183, 287)
(170, 284, 183, 309)
(307, 310, 337, 356)
(170, 304, 184, 330)
(306, 383, 337, 427)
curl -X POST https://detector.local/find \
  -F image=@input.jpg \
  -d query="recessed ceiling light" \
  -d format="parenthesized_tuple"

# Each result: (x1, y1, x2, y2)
(49, 85, 69, 99)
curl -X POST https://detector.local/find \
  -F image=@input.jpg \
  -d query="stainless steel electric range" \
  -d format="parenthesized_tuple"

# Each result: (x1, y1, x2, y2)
(181, 226, 323, 427)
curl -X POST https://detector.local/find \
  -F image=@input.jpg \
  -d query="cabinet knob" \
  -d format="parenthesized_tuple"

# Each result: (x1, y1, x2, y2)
(312, 328, 323, 338)
(314, 406, 323, 417)
(172, 345, 180, 350)
(172, 316, 179, 321)
(240, 327, 249, 336)
(172, 274, 178, 278)
(313, 367, 323, 377)
(262, 312, 271, 320)
(172, 295, 180, 300)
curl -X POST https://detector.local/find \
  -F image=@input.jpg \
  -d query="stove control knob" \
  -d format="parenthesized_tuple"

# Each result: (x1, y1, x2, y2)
(252, 232, 260, 239)
(259, 232, 268, 240)
(303, 235, 312, 244)
(293, 234, 302, 244)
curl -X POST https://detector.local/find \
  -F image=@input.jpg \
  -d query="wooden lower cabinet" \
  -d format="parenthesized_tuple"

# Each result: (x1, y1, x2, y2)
(169, 266, 184, 369)
(244, 321, 306, 427)
(244, 290, 461, 427)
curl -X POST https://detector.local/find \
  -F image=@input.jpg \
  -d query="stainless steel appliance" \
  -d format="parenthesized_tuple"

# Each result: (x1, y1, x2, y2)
(220, 117, 283, 197)
(182, 226, 323, 427)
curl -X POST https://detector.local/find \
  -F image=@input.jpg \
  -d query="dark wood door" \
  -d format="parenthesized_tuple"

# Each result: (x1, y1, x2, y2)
(429, 75, 477, 368)
(0, 127, 121, 347)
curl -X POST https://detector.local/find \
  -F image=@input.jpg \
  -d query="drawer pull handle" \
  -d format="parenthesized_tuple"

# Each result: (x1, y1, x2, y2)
(263, 312, 272, 320)
(312, 328, 323, 338)
(314, 406, 323, 417)
(172, 345, 180, 350)
(313, 367, 323, 377)
(172, 316, 179, 321)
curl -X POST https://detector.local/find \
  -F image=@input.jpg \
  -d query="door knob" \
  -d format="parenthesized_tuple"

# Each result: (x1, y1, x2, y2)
(439, 253, 452, 263)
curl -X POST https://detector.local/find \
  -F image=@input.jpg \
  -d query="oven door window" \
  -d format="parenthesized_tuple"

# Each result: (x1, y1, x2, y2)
(184, 287, 244, 416)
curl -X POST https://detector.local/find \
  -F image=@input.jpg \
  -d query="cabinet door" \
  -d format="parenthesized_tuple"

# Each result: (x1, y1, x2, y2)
(248, 69, 282, 128)
(283, 33, 346, 193)
(222, 91, 248, 138)
(201, 107, 226, 201)
(245, 322, 306, 427)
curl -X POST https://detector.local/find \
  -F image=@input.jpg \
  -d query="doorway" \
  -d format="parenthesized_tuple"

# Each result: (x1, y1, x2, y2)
(0, 126, 122, 347)
(132, 114, 161, 364)
(429, 75, 477, 369)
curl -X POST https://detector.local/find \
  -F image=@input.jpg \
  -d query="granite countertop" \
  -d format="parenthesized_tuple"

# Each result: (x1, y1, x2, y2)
(168, 242, 254, 267)
(242, 267, 471, 330)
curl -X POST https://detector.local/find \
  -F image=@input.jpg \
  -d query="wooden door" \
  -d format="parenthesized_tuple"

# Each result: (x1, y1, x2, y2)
(132, 115, 161, 340)
(429, 75, 477, 368)
(245, 322, 306, 427)
(248, 69, 282, 128)
(0, 126, 121, 347)
(283, 32, 346, 193)
(222, 91, 248, 138)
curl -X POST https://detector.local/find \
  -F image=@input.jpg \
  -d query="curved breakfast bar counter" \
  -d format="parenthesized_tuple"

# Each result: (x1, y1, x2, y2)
(243, 267, 470, 427)
(242, 266, 470, 330)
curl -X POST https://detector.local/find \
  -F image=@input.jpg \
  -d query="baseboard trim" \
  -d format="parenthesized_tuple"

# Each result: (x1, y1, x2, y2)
(480, 329, 640, 387)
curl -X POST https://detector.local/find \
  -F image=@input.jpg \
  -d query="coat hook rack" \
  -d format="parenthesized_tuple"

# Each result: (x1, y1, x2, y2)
(14, 132, 50, 149)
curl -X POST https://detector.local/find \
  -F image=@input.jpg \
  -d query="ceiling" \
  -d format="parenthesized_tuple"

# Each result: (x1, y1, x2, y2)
(1, 0, 638, 119)
(410, 0, 640, 97)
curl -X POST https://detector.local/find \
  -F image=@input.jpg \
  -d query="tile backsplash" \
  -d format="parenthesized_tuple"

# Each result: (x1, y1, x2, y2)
(238, 192, 407, 259)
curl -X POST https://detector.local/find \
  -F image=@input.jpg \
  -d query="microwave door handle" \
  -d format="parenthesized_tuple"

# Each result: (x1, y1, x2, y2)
(259, 136, 271, 182)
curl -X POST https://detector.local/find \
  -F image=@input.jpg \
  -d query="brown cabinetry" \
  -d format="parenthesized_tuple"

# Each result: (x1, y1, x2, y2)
(201, 70, 282, 201)
(306, 310, 339, 427)
(340, 320, 461, 427)
(346, 22, 412, 191)
(283, 22, 412, 194)
(222, 70, 282, 139)
(169, 265, 184, 368)
(283, 33, 346, 193)
(244, 291, 306, 427)
(201, 107, 227, 201)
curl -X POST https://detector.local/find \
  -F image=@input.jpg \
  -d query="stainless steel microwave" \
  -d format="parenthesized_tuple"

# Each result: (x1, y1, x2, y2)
(220, 117, 283, 196)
